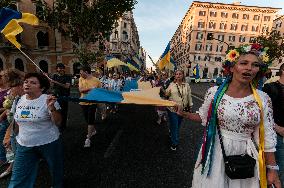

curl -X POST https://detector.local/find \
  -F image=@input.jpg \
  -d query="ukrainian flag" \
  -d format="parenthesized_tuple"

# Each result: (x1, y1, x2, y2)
(192, 64, 200, 79)
(0, 8, 39, 49)
(158, 42, 171, 70)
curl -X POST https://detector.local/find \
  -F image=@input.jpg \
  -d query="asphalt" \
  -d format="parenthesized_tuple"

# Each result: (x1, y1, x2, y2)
(0, 84, 210, 188)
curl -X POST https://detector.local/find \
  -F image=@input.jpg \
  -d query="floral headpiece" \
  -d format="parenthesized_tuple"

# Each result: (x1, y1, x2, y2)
(223, 43, 271, 73)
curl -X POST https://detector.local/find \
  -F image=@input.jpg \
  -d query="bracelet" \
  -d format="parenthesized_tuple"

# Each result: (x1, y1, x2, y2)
(266, 165, 279, 171)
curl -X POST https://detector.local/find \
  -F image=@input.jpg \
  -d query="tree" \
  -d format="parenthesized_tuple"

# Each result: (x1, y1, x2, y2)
(0, 0, 20, 8)
(34, 0, 137, 65)
(255, 29, 284, 63)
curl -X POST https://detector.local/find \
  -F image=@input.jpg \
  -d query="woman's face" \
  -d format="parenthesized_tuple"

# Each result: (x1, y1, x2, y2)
(230, 54, 260, 84)
(175, 71, 184, 81)
(23, 77, 42, 95)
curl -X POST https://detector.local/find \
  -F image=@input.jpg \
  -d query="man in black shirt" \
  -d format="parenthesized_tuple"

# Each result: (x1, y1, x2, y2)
(263, 63, 284, 185)
(51, 63, 71, 130)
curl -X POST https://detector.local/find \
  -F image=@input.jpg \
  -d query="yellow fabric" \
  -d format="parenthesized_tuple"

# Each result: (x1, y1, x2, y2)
(158, 52, 171, 70)
(107, 58, 126, 68)
(251, 84, 267, 188)
(137, 79, 153, 90)
(121, 87, 176, 106)
(1, 13, 38, 49)
(79, 77, 101, 105)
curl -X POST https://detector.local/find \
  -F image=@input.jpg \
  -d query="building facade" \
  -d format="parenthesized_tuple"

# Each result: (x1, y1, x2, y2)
(170, 1, 281, 78)
(0, 1, 145, 74)
(108, 11, 146, 71)
(272, 15, 284, 72)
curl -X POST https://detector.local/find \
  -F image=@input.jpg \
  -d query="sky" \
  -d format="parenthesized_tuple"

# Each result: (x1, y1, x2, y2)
(133, 0, 284, 68)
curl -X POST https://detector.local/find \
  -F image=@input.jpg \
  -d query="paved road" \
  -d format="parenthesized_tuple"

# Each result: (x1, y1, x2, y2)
(0, 92, 206, 188)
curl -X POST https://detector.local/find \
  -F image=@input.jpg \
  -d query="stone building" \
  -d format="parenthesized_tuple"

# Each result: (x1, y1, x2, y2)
(0, 1, 145, 74)
(108, 11, 146, 71)
(170, 1, 281, 78)
(271, 15, 284, 74)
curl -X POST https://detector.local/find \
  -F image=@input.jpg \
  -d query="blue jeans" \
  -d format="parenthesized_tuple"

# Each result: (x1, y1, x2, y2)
(276, 135, 284, 185)
(0, 119, 9, 162)
(167, 110, 183, 146)
(9, 138, 63, 188)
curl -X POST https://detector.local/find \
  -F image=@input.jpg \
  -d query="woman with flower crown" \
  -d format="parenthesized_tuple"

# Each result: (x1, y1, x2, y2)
(177, 43, 281, 188)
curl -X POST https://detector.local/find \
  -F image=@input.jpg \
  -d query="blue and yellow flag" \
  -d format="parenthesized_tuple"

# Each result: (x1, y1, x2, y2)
(0, 8, 39, 49)
(158, 42, 171, 70)
(192, 64, 200, 79)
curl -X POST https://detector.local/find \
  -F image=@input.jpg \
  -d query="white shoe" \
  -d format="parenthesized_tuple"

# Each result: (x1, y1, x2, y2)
(84, 138, 91, 148)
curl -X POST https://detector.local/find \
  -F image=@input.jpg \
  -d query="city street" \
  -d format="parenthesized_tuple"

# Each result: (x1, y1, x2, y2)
(0, 86, 206, 188)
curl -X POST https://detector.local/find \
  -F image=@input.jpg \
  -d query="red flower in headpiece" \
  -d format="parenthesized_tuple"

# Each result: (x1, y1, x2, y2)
(251, 43, 262, 51)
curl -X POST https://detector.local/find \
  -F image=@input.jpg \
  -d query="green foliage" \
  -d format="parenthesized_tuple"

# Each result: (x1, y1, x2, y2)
(255, 30, 284, 63)
(34, 0, 137, 65)
(0, 0, 20, 8)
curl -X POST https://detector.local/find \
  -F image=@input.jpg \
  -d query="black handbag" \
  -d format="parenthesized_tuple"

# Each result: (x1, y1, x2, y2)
(216, 121, 256, 179)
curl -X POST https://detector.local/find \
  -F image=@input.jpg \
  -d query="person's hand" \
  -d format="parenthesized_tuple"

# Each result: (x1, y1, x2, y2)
(46, 95, 57, 111)
(3, 140, 11, 149)
(267, 169, 281, 188)
(43, 73, 54, 83)
(175, 105, 184, 116)
(274, 124, 284, 137)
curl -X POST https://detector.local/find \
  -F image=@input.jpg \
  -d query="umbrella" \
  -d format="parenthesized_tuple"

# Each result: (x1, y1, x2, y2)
(106, 58, 126, 68)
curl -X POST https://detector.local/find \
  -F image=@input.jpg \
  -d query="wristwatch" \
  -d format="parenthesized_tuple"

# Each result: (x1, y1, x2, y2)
(266, 165, 279, 171)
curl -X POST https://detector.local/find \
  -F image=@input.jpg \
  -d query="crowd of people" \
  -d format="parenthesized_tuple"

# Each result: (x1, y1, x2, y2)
(0, 43, 282, 188)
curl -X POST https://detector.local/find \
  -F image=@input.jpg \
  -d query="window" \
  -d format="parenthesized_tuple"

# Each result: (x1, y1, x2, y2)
(210, 11, 217, 17)
(230, 24, 238, 31)
(218, 35, 224, 41)
(195, 43, 202, 51)
(205, 44, 212, 51)
(37, 31, 49, 48)
(216, 45, 223, 52)
(243, 14, 249, 20)
(241, 25, 248, 31)
(122, 31, 128, 40)
(221, 12, 228, 18)
(39, 60, 48, 73)
(239, 36, 246, 42)
(199, 11, 206, 16)
(253, 15, 260, 21)
(262, 26, 269, 33)
(198, 21, 205, 29)
(264, 16, 270, 22)
(215, 57, 222, 62)
(232, 13, 239, 19)
(220, 23, 227, 30)
(252, 25, 259, 32)
(208, 22, 216, 29)
(124, 22, 127, 28)
(249, 37, 256, 43)
(0, 58, 3, 71)
(228, 36, 235, 42)
(196, 32, 203, 40)
(15, 58, 24, 71)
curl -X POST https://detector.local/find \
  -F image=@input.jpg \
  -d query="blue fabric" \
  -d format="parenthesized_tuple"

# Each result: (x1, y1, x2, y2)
(167, 110, 183, 146)
(9, 138, 63, 188)
(276, 135, 284, 185)
(83, 88, 124, 103)
(0, 119, 9, 162)
(161, 42, 170, 58)
(0, 8, 22, 31)
(122, 79, 138, 92)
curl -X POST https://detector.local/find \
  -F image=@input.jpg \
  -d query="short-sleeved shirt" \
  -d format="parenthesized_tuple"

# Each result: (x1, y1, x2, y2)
(14, 94, 61, 147)
(79, 76, 101, 105)
(52, 74, 72, 96)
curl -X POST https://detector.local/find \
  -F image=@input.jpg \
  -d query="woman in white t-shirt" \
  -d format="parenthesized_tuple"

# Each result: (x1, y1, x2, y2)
(9, 73, 63, 188)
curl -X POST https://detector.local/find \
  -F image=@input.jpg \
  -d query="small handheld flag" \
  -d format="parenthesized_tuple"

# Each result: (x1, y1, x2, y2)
(0, 7, 39, 49)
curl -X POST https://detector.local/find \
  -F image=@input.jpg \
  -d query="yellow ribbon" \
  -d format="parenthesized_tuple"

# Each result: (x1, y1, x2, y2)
(251, 84, 267, 188)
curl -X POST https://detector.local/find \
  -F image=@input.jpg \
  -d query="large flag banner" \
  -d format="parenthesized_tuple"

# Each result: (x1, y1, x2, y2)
(0, 8, 39, 49)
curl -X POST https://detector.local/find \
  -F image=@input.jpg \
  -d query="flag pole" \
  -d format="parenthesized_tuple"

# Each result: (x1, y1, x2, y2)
(18, 48, 44, 73)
